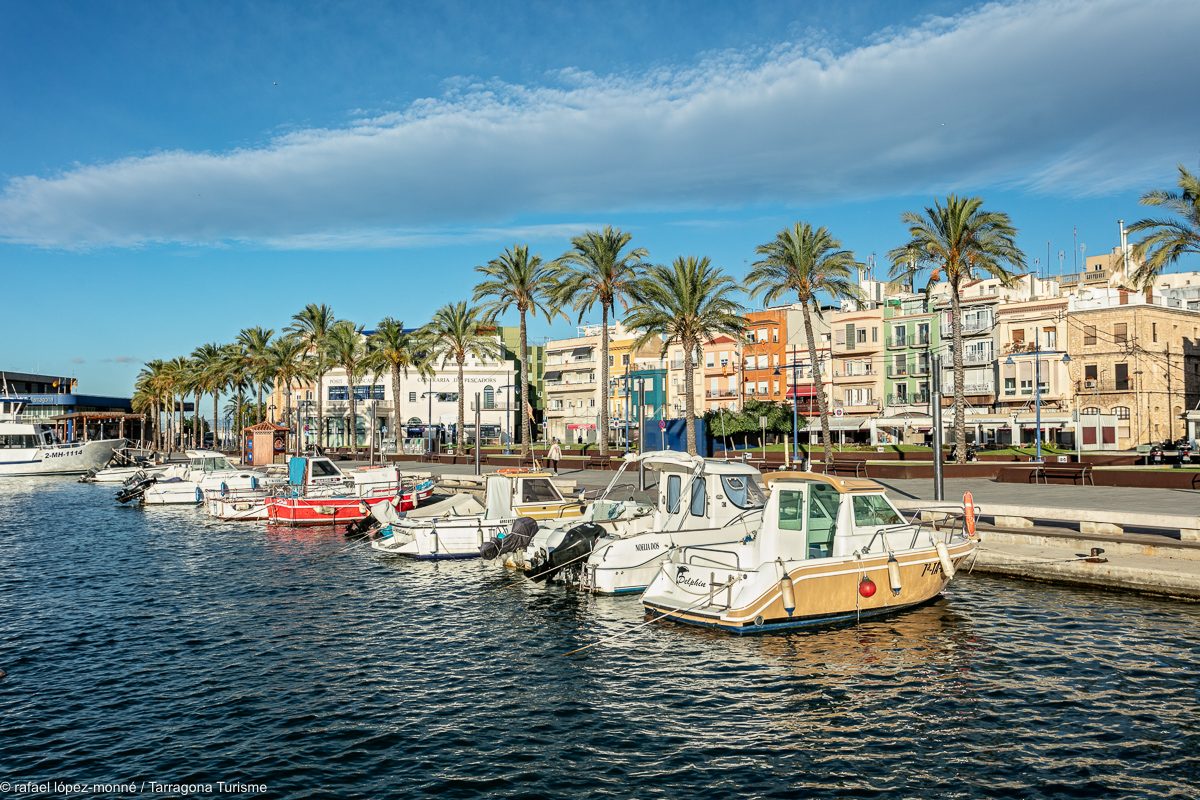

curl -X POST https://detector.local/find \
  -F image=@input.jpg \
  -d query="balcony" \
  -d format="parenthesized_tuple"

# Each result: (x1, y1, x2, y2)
(833, 337, 882, 354)
(885, 336, 909, 349)
(544, 378, 596, 390)
(885, 364, 908, 378)
(940, 316, 993, 337)
(886, 392, 930, 406)
(703, 361, 735, 376)
(832, 369, 878, 381)
(941, 382, 995, 395)
(705, 389, 739, 399)
(1076, 379, 1132, 393)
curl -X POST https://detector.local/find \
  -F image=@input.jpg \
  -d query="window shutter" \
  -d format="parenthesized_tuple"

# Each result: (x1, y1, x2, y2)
(846, 324, 856, 351)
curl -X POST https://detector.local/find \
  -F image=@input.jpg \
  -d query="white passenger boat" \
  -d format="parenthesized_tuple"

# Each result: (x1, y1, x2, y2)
(116, 451, 269, 505)
(0, 397, 125, 477)
(521, 452, 767, 595)
(370, 471, 586, 559)
(640, 472, 977, 633)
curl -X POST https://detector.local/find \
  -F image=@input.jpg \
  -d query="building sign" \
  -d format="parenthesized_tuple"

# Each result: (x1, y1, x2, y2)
(566, 423, 596, 430)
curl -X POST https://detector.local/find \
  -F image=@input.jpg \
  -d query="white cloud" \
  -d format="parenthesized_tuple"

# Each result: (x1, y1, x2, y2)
(1, 0, 1196, 250)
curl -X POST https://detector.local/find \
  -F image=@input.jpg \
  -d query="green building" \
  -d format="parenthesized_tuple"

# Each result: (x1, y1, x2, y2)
(882, 297, 939, 409)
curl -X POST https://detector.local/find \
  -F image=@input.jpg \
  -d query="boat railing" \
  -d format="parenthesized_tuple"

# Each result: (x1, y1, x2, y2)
(680, 545, 741, 573)
(863, 512, 970, 553)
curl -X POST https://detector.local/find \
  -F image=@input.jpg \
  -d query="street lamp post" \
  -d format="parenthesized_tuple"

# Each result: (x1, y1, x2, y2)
(1006, 350, 1071, 462)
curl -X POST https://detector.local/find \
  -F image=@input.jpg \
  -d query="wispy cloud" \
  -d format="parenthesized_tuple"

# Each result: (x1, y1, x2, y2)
(0, 0, 1195, 250)
(71, 358, 85, 364)
(100, 356, 140, 364)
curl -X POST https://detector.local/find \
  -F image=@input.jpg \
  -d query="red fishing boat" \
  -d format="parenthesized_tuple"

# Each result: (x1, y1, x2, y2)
(265, 477, 436, 527)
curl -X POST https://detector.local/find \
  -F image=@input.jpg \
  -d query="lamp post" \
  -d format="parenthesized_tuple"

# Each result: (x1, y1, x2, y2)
(223, 413, 231, 452)
(268, 403, 277, 424)
(773, 343, 801, 467)
(1006, 350, 1071, 462)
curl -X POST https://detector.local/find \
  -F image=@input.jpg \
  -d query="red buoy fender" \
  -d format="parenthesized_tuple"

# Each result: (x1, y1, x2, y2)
(858, 577, 877, 597)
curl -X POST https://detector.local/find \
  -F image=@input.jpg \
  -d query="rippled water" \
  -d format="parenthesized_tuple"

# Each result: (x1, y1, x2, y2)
(2, 478, 1199, 799)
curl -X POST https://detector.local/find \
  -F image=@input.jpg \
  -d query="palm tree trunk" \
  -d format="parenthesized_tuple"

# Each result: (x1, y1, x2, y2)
(257, 381, 264, 425)
(683, 339, 697, 455)
(213, 392, 220, 451)
(391, 364, 401, 450)
(316, 372, 325, 450)
(194, 390, 202, 448)
(457, 356, 466, 452)
(803, 302, 834, 468)
(950, 287, 967, 464)
(348, 377, 357, 457)
(599, 305, 610, 456)
(238, 391, 245, 456)
(519, 309, 531, 460)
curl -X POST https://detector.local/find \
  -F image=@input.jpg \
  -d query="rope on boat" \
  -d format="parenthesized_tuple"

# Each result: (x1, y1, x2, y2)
(470, 538, 613, 599)
(564, 579, 736, 656)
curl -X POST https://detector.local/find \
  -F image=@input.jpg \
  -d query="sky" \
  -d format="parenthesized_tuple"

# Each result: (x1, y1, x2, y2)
(2, 0, 1198, 397)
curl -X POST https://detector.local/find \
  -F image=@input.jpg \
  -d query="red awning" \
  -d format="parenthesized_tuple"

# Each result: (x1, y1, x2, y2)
(786, 386, 819, 399)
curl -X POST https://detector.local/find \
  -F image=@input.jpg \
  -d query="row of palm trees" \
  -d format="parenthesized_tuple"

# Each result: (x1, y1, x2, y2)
(134, 163, 1198, 464)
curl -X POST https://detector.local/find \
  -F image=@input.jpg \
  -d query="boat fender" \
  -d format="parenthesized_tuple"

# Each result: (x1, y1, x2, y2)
(858, 577, 877, 597)
(314, 505, 337, 515)
(359, 501, 370, 516)
(0, 668, 6, 680)
(935, 541, 956, 579)
(887, 553, 902, 596)
(776, 559, 796, 616)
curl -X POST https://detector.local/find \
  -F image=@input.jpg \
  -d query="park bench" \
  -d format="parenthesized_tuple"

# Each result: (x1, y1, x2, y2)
(823, 458, 868, 477)
(1029, 463, 1095, 486)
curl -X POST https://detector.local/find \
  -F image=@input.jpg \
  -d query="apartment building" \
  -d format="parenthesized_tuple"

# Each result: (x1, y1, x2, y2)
(831, 307, 885, 416)
(543, 326, 602, 443)
(664, 343, 705, 418)
(935, 297, 1000, 407)
(701, 334, 741, 412)
(1066, 297, 1200, 449)
(882, 297, 938, 411)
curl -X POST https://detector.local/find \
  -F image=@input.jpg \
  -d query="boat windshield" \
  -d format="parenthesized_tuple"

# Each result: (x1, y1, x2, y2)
(721, 475, 765, 509)
(520, 478, 561, 503)
(0, 434, 39, 449)
(193, 456, 234, 471)
(851, 494, 903, 526)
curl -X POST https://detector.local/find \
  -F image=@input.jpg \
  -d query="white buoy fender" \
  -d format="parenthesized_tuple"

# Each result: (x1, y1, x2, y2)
(358, 501, 370, 516)
(779, 575, 796, 616)
(935, 541, 956, 579)
(887, 553, 902, 596)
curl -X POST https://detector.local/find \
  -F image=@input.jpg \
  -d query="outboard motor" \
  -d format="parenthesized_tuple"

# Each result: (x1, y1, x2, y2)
(479, 517, 538, 561)
(525, 521, 605, 583)
(115, 474, 156, 505)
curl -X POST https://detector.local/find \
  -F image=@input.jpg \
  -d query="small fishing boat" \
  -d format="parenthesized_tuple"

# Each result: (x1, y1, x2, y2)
(640, 472, 977, 633)
(370, 471, 584, 559)
(0, 397, 126, 477)
(116, 451, 266, 505)
(521, 452, 766, 595)
(265, 480, 435, 526)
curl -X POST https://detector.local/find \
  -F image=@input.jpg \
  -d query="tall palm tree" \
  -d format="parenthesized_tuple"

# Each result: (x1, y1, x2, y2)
(266, 335, 311, 434)
(888, 195, 1023, 464)
(323, 321, 368, 456)
(553, 226, 648, 456)
(420, 302, 502, 451)
(162, 356, 192, 453)
(179, 358, 204, 448)
(365, 318, 432, 443)
(236, 326, 274, 425)
(473, 244, 561, 459)
(135, 360, 167, 449)
(192, 343, 227, 451)
(1127, 161, 1200, 291)
(288, 304, 338, 449)
(748, 223, 863, 468)
(220, 343, 252, 454)
(625, 257, 746, 455)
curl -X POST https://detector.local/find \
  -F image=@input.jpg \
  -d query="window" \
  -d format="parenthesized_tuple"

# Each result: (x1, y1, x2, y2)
(917, 323, 930, 344)
(778, 489, 804, 531)
(483, 386, 494, 409)
(872, 327, 879, 343)
(856, 328, 868, 343)
(757, 328, 767, 342)
(706, 352, 714, 368)
(806, 483, 840, 559)
(589, 398, 595, 407)
(667, 474, 682, 513)
(353, 385, 385, 400)
(328, 385, 348, 401)
(1011, 329, 1025, 344)
(1084, 365, 1097, 381)
(1004, 377, 1016, 393)
(1114, 323, 1128, 343)
(1152, 323, 1157, 342)
(521, 478, 561, 503)
(409, 392, 417, 402)
(609, 355, 614, 367)
(1081, 407, 1099, 415)
(1043, 328, 1057, 350)
(772, 329, 779, 343)
(305, 390, 313, 401)
(435, 392, 458, 403)
(1113, 406, 1130, 420)
(690, 477, 706, 517)
(1084, 326, 1097, 346)
(756, 355, 767, 369)
(893, 325, 907, 346)
(621, 354, 630, 366)
(721, 476, 765, 509)
(1115, 363, 1129, 391)
(852, 494, 902, 526)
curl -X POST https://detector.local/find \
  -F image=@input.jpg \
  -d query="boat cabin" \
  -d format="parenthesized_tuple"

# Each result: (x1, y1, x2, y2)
(288, 456, 349, 488)
(642, 453, 766, 531)
(755, 472, 908, 564)
(482, 471, 583, 520)
(186, 451, 237, 473)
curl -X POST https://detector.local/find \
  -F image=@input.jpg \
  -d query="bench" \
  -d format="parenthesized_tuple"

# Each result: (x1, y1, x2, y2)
(1030, 464, 1094, 486)
(823, 458, 867, 477)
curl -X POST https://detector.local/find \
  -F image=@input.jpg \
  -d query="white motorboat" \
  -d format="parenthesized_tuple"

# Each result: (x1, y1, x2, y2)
(117, 451, 268, 505)
(0, 397, 126, 477)
(640, 472, 977, 633)
(82, 448, 171, 483)
(521, 452, 767, 595)
(369, 471, 586, 559)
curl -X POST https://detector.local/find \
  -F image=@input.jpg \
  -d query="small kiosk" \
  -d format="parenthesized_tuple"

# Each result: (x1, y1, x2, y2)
(244, 421, 291, 466)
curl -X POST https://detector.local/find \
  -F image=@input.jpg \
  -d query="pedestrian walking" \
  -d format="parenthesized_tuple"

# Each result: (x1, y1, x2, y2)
(548, 439, 562, 475)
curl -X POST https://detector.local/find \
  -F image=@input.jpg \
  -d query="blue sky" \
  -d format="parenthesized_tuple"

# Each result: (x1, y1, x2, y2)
(2, 0, 1198, 397)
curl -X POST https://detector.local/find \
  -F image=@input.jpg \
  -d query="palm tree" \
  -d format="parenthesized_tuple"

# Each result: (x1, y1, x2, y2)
(888, 195, 1024, 464)
(288, 304, 338, 449)
(748, 223, 863, 468)
(266, 335, 311, 434)
(134, 360, 167, 449)
(420, 302, 502, 452)
(625, 257, 746, 455)
(473, 244, 561, 460)
(236, 326, 274, 425)
(323, 321, 368, 456)
(162, 356, 192, 453)
(1127, 161, 1200, 291)
(221, 343, 252, 454)
(365, 318, 432, 444)
(192, 343, 227, 451)
(178, 358, 204, 448)
(553, 226, 648, 456)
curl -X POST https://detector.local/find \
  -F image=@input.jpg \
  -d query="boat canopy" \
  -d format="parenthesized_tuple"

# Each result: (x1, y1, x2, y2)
(764, 471, 883, 494)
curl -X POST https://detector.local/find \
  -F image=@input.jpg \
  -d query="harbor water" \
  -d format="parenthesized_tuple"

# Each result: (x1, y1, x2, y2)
(2, 478, 1198, 799)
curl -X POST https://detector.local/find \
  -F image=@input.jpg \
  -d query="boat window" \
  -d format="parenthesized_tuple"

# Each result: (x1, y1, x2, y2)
(721, 475, 765, 509)
(520, 478, 561, 503)
(310, 460, 341, 477)
(852, 494, 902, 527)
(777, 489, 804, 531)
(806, 484, 840, 559)
(690, 477, 706, 517)
(0, 434, 38, 448)
(666, 474, 681, 513)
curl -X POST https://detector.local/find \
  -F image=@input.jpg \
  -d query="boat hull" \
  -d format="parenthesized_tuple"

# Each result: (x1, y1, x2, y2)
(641, 539, 975, 634)
(0, 439, 126, 477)
(267, 483, 434, 527)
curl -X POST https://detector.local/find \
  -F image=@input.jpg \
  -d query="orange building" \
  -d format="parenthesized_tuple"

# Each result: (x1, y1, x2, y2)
(742, 309, 787, 403)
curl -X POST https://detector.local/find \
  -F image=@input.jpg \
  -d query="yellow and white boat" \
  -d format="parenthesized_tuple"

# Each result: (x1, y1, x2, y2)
(370, 471, 585, 559)
(641, 472, 976, 633)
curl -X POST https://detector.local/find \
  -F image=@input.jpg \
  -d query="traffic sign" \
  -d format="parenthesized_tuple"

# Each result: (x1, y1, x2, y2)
(659, 421, 666, 431)
(834, 408, 844, 417)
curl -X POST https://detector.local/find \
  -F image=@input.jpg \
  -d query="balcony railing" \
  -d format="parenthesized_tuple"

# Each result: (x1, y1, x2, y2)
(705, 389, 739, 398)
(833, 368, 878, 378)
(886, 365, 908, 378)
(885, 392, 930, 406)
(941, 382, 995, 395)
(885, 336, 909, 349)
(1076, 379, 1132, 392)
(545, 379, 596, 388)
(940, 317, 993, 337)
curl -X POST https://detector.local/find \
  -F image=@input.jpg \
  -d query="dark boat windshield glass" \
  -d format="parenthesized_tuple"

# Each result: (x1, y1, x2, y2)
(721, 475, 765, 509)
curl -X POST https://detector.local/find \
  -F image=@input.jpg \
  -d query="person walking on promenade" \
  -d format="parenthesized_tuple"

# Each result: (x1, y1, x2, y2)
(548, 438, 562, 475)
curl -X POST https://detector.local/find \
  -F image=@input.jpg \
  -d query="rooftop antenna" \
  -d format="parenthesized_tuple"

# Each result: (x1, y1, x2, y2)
(1080, 243, 1087, 271)
(1073, 227, 1078, 273)
(1058, 251, 1064, 279)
